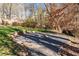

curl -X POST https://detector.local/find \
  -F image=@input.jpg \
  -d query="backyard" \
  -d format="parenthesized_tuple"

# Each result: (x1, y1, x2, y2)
(0, 3, 79, 56)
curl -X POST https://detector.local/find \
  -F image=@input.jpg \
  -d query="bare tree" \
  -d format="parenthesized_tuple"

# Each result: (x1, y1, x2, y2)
(1, 3, 12, 19)
(45, 3, 79, 35)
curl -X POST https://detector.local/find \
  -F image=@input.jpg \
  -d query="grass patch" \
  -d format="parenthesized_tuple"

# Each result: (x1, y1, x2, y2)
(0, 26, 59, 55)
(0, 26, 24, 55)
(25, 27, 51, 33)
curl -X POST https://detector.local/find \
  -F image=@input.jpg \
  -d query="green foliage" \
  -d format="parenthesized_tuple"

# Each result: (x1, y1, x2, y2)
(0, 26, 25, 55)
(21, 18, 37, 28)
(25, 27, 50, 33)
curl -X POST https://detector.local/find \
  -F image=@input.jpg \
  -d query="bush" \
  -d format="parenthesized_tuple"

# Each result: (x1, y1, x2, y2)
(12, 22, 21, 26)
(21, 19, 37, 28)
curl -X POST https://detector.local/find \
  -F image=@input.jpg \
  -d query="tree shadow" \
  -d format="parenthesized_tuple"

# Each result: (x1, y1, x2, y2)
(47, 34, 79, 44)
(21, 33, 79, 56)
(27, 48, 47, 56)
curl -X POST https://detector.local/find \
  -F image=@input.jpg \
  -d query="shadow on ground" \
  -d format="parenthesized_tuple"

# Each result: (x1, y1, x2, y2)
(19, 33, 79, 56)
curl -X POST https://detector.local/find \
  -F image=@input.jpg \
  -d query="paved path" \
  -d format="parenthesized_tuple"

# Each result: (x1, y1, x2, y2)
(13, 32, 79, 56)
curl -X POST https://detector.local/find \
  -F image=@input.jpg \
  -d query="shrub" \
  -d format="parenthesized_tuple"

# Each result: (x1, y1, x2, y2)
(21, 18, 37, 28)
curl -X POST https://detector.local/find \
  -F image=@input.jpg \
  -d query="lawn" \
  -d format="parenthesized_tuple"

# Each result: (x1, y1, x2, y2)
(0, 25, 52, 55)
(0, 25, 78, 56)
(0, 25, 24, 55)
(0, 26, 48, 55)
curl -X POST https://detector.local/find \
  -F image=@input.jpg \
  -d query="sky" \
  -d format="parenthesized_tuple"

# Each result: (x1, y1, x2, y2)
(34, 3, 46, 10)
(24, 3, 46, 18)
